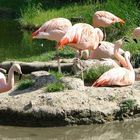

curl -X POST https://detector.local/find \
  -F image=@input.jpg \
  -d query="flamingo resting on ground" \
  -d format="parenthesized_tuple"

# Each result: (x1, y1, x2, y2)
(58, 23, 103, 57)
(93, 39, 135, 87)
(89, 37, 129, 59)
(132, 27, 140, 43)
(0, 64, 22, 93)
(80, 37, 129, 61)
(93, 11, 125, 39)
(32, 17, 72, 73)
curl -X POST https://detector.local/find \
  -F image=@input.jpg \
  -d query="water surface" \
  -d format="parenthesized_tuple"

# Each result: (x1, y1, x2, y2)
(0, 120, 140, 140)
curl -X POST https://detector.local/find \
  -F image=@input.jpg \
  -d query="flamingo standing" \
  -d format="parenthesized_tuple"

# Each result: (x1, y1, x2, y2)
(93, 11, 125, 39)
(132, 27, 140, 43)
(32, 18, 72, 73)
(58, 23, 103, 56)
(0, 64, 22, 93)
(93, 39, 135, 87)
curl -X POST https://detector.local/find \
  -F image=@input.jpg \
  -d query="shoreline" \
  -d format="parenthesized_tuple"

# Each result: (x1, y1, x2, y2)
(0, 80, 139, 127)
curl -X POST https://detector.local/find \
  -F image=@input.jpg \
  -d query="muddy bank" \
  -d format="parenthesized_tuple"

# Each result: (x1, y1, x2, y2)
(0, 80, 139, 127)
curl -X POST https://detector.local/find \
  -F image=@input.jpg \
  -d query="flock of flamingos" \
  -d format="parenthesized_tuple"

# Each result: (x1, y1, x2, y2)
(0, 10, 140, 93)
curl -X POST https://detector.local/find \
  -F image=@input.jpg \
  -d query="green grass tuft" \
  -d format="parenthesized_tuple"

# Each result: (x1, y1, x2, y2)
(83, 65, 111, 83)
(45, 82, 65, 92)
(17, 79, 35, 90)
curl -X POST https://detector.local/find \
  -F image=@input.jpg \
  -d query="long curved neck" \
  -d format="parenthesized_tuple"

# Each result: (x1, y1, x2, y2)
(124, 54, 133, 71)
(7, 68, 15, 90)
(114, 44, 128, 68)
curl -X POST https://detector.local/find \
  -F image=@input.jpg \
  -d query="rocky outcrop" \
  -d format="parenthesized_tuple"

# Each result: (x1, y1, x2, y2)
(0, 79, 139, 127)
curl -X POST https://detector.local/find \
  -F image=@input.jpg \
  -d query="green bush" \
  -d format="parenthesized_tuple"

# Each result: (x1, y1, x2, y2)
(17, 79, 35, 90)
(45, 82, 65, 92)
(83, 65, 111, 83)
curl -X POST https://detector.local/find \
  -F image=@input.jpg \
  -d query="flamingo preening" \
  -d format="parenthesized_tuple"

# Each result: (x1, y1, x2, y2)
(58, 23, 103, 57)
(32, 17, 72, 73)
(0, 64, 22, 93)
(93, 39, 135, 87)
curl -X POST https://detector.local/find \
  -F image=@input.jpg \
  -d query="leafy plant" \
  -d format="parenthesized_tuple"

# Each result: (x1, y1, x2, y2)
(119, 99, 137, 113)
(45, 82, 65, 92)
(17, 79, 35, 90)
(83, 65, 111, 83)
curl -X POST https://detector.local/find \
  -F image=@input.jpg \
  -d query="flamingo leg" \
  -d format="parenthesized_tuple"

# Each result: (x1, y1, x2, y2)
(55, 44, 62, 73)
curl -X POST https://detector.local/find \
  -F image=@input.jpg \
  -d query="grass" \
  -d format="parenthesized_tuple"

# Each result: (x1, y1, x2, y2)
(45, 82, 65, 92)
(17, 79, 35, 90)
(82, 65, 111, 83)
(19, 0, 140, 41)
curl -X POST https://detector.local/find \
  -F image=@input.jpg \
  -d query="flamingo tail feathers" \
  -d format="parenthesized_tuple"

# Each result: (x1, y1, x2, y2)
(93, 79, 109, 87)
(32, 30, 39, 37)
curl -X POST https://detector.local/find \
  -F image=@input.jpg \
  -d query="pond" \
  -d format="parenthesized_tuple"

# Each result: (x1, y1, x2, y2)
(0, 120, 140, 140)
(0, 18, 56, 62)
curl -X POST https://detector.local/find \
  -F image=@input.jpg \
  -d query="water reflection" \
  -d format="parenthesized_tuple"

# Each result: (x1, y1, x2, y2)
(0, 120, 140, 140)
(0, 19, 55, 62)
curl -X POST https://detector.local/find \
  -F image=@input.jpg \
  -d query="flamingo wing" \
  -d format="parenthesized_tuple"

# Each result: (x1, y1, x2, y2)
(93, 67, 126, 87)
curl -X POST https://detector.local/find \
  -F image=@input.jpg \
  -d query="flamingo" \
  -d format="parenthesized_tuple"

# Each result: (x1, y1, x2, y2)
(0, 64, 22, 93)
(132, 27, 140, 43)
(93, 39, 135, 87)
(80, 38, 129, 60)
(93, 11, 125, 39)
(89, 38, 129, 59)
(58, 23, 103, 57)
(32, 17, 72, 73)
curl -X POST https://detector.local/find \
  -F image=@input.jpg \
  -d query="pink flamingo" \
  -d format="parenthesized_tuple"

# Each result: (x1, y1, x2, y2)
(93, 11, 125, 39)
(93, 11, 125, 27)
(58, 23, 103, 57)
(132, 27, 140, 43)
(93, 39, 135, 87)
(0, 64, 22, 93)
(81, 38, 129, 60)
(32, 18, 72, 73)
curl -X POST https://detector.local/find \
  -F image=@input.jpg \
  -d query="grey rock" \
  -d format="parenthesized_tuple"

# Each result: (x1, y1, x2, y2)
(60, 77, 85, 91)
(31, 71, 57, 88)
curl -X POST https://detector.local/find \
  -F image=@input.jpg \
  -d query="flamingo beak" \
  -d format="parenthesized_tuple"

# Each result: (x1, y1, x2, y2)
(19, 73, 22, 80)
(122, 37, 130, 43)
(133, 39, 138, 43)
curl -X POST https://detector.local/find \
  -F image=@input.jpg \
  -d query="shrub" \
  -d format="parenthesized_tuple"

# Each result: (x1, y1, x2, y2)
(17, 79, 35, 90)
(83, 65, 111, 83)
(45, 82, 65, 92)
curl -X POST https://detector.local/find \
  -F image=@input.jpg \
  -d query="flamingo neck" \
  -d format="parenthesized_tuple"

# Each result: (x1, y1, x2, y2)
(114, 46, 127, 68)
(124, 54, 133, 71)
(7, 68, 15, 90)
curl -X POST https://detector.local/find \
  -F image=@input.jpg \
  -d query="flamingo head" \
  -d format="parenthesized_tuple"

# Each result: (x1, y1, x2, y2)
(58, 37, 69, 50)
(11, 64, 23, 80)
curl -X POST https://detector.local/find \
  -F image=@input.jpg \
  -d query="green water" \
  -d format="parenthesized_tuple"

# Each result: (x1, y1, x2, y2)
(0, 120, 140, 140)
(0, 19, 56, 62)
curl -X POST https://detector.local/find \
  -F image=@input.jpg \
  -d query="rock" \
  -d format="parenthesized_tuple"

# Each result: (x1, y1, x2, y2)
(72, 58, 119, 75)
(31, 71, 57, 88)
(60, 77, 85, 91)
(134, 68, 140, 81)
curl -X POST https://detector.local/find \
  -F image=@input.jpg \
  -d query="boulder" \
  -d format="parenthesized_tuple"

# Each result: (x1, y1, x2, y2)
(60, 77, 85, 91)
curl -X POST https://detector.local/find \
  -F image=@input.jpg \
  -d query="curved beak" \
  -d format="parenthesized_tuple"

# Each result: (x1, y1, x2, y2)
(133, 39, 138, 43)
(122, 37, 130, 43)
(19, 73, 22, 80)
